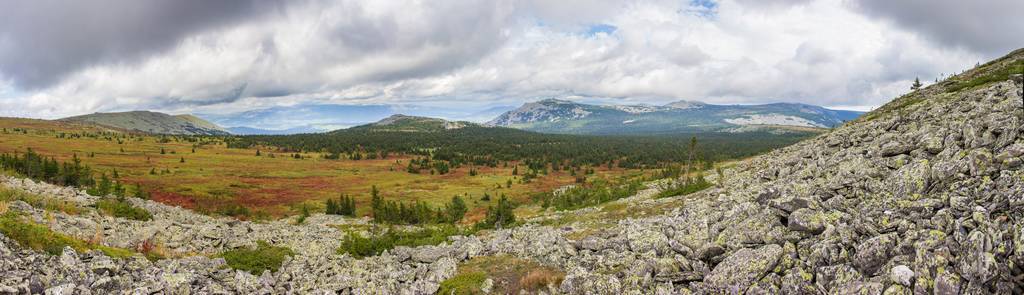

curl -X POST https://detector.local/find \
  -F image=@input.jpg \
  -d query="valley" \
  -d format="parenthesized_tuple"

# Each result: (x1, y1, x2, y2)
(0, 114, 807, 221)
(0, 118, 628, 219)
(0, 2, 1020, 293)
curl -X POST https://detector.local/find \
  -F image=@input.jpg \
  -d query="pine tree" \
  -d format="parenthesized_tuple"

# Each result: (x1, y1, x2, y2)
(479, 195, 516, 229)
(325, 198, 338, 215)
(912, 77, 923, 90)
(446, 196, 467, 223)
(370, 185, 382, 219)
(685, 136, 697, 184)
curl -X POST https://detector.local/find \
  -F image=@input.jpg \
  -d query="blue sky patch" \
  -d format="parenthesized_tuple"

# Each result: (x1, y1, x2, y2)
(687, 0, 718, 18)
(585, 24, 618, 37)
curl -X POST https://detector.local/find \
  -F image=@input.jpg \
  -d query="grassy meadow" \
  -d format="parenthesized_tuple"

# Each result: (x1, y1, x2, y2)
(0, 118, 640, 220)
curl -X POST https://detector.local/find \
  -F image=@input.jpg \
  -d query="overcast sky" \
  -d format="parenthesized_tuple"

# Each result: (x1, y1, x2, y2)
(0, 0, 1021, 119)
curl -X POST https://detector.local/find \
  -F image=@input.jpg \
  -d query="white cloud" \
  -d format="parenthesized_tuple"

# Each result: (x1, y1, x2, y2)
(0, 0, 1003, 120)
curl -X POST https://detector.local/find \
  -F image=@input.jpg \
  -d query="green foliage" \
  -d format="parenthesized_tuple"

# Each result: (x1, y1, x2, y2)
(437, 271, 488, 295)
(219, 241, 295, 274)
(325, 194, 356, 216)
(337, 225, 463, 258)
(655, 175, 713, 199)
(86, 173, 112, 196)
(476, 195, 516, 230)
(369, 187, 467, 225)
(0, 149, 94, 188)
(96, 198, 153, 221)
(538, 179, 642, 211)
(295, 205, 310, 224)
(444, 196, 468, 224)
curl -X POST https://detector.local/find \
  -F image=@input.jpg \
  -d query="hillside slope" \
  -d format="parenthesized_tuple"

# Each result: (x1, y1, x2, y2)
(60, 111, 230, 135)
(0, 50, 1022, 294)
(488, 99, 862, 134)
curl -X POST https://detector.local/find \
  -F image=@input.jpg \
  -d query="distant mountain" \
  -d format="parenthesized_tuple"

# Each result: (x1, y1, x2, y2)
(60, 111, 229, 135)
(199, 103, 509, 133)
(200, 104, 395, 133)
(226, 126, 323, 135)
(487, 99, 862, 134)
(349, 114, 477, 132)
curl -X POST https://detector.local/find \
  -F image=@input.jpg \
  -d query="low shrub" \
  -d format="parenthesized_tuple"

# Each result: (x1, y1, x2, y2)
(437, 271, 487, 295)
(655, 176, 712, 199)
(219, 241, 295, 274)
(96, 198, 152, 221)
(537, 179, 641, 211)
(337, 225, 463, 258)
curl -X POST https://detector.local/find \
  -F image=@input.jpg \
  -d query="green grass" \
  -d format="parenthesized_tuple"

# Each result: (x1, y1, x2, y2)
(0, 185, 82, 215)
(219, 241, 295, 274)
(337, 225, 464, 258)
(438, 271, 488, 295)
(96, 198, 153, 221)
(0, 211, 135, 258)
(945, 60, 1024, 93)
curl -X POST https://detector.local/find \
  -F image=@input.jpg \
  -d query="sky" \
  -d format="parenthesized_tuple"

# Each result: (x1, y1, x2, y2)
(0, 0, 1021, 121)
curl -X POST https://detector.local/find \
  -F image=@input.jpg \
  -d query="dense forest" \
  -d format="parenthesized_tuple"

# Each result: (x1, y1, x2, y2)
(228, 126, 815, 170)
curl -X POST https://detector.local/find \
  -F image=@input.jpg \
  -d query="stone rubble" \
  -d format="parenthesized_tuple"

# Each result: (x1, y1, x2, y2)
(3, 52, 1024, 294)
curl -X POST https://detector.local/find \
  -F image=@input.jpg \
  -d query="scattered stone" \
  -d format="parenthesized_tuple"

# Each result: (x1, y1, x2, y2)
(890, 265, 914, 286)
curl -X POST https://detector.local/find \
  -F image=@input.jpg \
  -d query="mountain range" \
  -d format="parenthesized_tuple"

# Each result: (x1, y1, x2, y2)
(487, 99, 863, 135)
(51, 99, 861, 136)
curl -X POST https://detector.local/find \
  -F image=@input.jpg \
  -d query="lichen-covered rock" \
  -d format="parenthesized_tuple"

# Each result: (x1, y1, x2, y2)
(704, 244, 782, 292)
(889, 265, 914, 286)
(853, 234, 897, 275)
(788, 208, 825, 235)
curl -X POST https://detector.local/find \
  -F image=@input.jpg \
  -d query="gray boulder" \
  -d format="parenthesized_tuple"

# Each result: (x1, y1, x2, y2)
(703, 244, 782, 292)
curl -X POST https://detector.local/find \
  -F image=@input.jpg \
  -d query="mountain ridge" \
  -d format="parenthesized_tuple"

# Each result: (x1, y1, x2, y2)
(60, 111, 229, 135)
(488, 99, 862, 134)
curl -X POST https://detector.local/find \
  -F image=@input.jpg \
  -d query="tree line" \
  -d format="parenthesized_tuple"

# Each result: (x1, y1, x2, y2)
(227, 126, 813, 173)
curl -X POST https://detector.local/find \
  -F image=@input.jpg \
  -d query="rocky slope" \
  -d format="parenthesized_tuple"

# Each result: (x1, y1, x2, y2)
(60, 111, 230, 135)
(487, 98, 862, 135)
(2, 50, 1023, 294)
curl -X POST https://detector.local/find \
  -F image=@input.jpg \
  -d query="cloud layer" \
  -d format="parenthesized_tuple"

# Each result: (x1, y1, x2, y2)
(0, 0, 1014, 119)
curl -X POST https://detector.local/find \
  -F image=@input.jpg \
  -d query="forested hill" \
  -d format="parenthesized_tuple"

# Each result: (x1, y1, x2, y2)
(228, 124, 819, 169)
